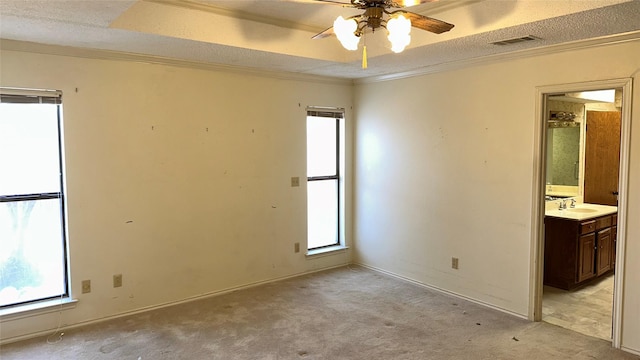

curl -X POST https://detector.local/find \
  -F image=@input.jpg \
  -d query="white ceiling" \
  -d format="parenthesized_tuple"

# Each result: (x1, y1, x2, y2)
(1, 0, 639, 80)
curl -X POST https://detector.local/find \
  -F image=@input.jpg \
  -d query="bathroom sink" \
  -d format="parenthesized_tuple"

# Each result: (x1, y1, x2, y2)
(566, 208, 598, 213)
(546, 203, 617, 219)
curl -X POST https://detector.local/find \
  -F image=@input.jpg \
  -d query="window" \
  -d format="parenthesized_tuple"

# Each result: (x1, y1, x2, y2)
(0, 88, 68, 309)
(306, 108, 344, 251)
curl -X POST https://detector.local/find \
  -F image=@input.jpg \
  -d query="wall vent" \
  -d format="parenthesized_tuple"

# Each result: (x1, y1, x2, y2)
(491, 35, 539, 46)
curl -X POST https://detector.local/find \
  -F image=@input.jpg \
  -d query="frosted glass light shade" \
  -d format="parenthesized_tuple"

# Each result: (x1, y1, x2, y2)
(387, 15, 411, 53)
(334, 16, 360, 51)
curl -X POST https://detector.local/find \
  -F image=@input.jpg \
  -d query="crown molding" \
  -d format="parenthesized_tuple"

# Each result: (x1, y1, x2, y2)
(2, 29, 638, 87)
(145, 0, 326, 33)
(415, 0, 485, 16)
(0, 39, 353, 86)
(356, 30, 640, 84)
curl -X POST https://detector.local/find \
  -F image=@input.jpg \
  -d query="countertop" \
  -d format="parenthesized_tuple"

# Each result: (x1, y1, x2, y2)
(545, 203, 618, 221)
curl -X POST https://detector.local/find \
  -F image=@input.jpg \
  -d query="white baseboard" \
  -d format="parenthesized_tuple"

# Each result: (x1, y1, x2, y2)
(621, 346, 640, 356)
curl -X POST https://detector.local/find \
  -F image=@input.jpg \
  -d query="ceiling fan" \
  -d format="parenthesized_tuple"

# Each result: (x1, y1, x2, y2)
(307, 0, 455, 54)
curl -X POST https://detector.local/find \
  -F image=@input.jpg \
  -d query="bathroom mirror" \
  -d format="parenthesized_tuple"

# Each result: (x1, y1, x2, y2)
(545, 99, 585, 198)
(546, 125, 580, 186)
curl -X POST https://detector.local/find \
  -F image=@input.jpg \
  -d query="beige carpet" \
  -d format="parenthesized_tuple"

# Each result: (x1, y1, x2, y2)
(1, 266, 638, 360)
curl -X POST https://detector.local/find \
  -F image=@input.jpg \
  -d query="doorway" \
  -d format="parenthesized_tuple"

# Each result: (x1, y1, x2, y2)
(530, 79, 633, 348)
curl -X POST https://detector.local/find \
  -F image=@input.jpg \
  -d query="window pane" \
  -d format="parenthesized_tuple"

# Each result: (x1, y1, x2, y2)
(307, 116, 337, 177)
(0, 103, 61, 196)
(0, 199, 66, 307)
(307, 180, 338, 249)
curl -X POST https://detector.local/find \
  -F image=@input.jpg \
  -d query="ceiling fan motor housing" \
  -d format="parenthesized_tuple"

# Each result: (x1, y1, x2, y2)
(364, 7, 384, 30)
(352, 0, 398, 8)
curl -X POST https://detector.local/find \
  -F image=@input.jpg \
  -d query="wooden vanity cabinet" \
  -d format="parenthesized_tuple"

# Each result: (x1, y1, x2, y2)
(612, 214, 618, 267)
(544, 213, 616, 290)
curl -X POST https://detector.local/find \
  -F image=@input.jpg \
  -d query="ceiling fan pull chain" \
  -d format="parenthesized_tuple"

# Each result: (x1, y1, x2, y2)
(362, 45, 368, 69)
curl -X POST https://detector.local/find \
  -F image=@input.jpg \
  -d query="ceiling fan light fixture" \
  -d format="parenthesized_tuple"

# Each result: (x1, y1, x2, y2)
(387, 14, 411, 53)
(400, 0, 421, 6)
(334, 16, 360, 51)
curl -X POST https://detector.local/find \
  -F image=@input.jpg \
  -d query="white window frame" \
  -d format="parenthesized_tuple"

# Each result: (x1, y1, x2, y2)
(306, 107, 346, 254)
(0, 87, 70, 311)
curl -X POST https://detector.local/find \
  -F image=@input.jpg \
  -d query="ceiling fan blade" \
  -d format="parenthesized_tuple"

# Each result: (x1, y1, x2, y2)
(314, 0, 352, 4)
(312, 26, 336, 39)
(290, 0, 354, 6)
(401, 11, 454, 34)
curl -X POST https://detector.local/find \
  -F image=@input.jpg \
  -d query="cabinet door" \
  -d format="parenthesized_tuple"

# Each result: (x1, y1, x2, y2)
(597, 228, 612, 276)
(578, 233, 596, 282)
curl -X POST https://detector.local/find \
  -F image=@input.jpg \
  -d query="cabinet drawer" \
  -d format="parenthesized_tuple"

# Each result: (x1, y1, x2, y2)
(612, 214, 617, 225)
(580, 220, 596, 235)
(596, 216, 612, 230)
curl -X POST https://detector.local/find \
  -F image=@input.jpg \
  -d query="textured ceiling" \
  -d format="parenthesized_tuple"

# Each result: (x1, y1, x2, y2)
(1, 0, 639, 80)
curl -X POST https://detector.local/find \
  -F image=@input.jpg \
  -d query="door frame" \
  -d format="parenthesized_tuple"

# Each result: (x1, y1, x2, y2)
(529, 78, 633, 348)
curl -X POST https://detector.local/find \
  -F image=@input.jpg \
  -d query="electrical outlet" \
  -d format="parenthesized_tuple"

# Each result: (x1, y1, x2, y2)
(291, 177, 300, 187)
(452, 257, 459, 270)
(113, 274, 123, 288)
(82, 280, 91, 293)
(294, 242, 300, 253)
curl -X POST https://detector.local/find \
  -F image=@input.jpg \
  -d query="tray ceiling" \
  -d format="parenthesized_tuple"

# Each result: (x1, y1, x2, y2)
(1, 0, 639, 80)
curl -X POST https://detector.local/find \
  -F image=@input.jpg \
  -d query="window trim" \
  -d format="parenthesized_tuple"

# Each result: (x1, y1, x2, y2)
(0, 88, 70, 310)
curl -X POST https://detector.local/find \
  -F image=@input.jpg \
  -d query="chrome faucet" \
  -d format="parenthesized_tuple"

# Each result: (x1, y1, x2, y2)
(570, 199, 576, 208)
(559, 199, 567, 210)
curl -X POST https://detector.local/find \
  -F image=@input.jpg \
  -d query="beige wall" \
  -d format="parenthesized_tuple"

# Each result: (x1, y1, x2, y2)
(353, 41, 640, 353)
(0, 50, 354, 342)
(2, 38, 640, 354)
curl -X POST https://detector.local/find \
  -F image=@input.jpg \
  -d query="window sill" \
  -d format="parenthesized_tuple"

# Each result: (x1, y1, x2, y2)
(306, 245, 349, 258)
(0, 298, 77, 322)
